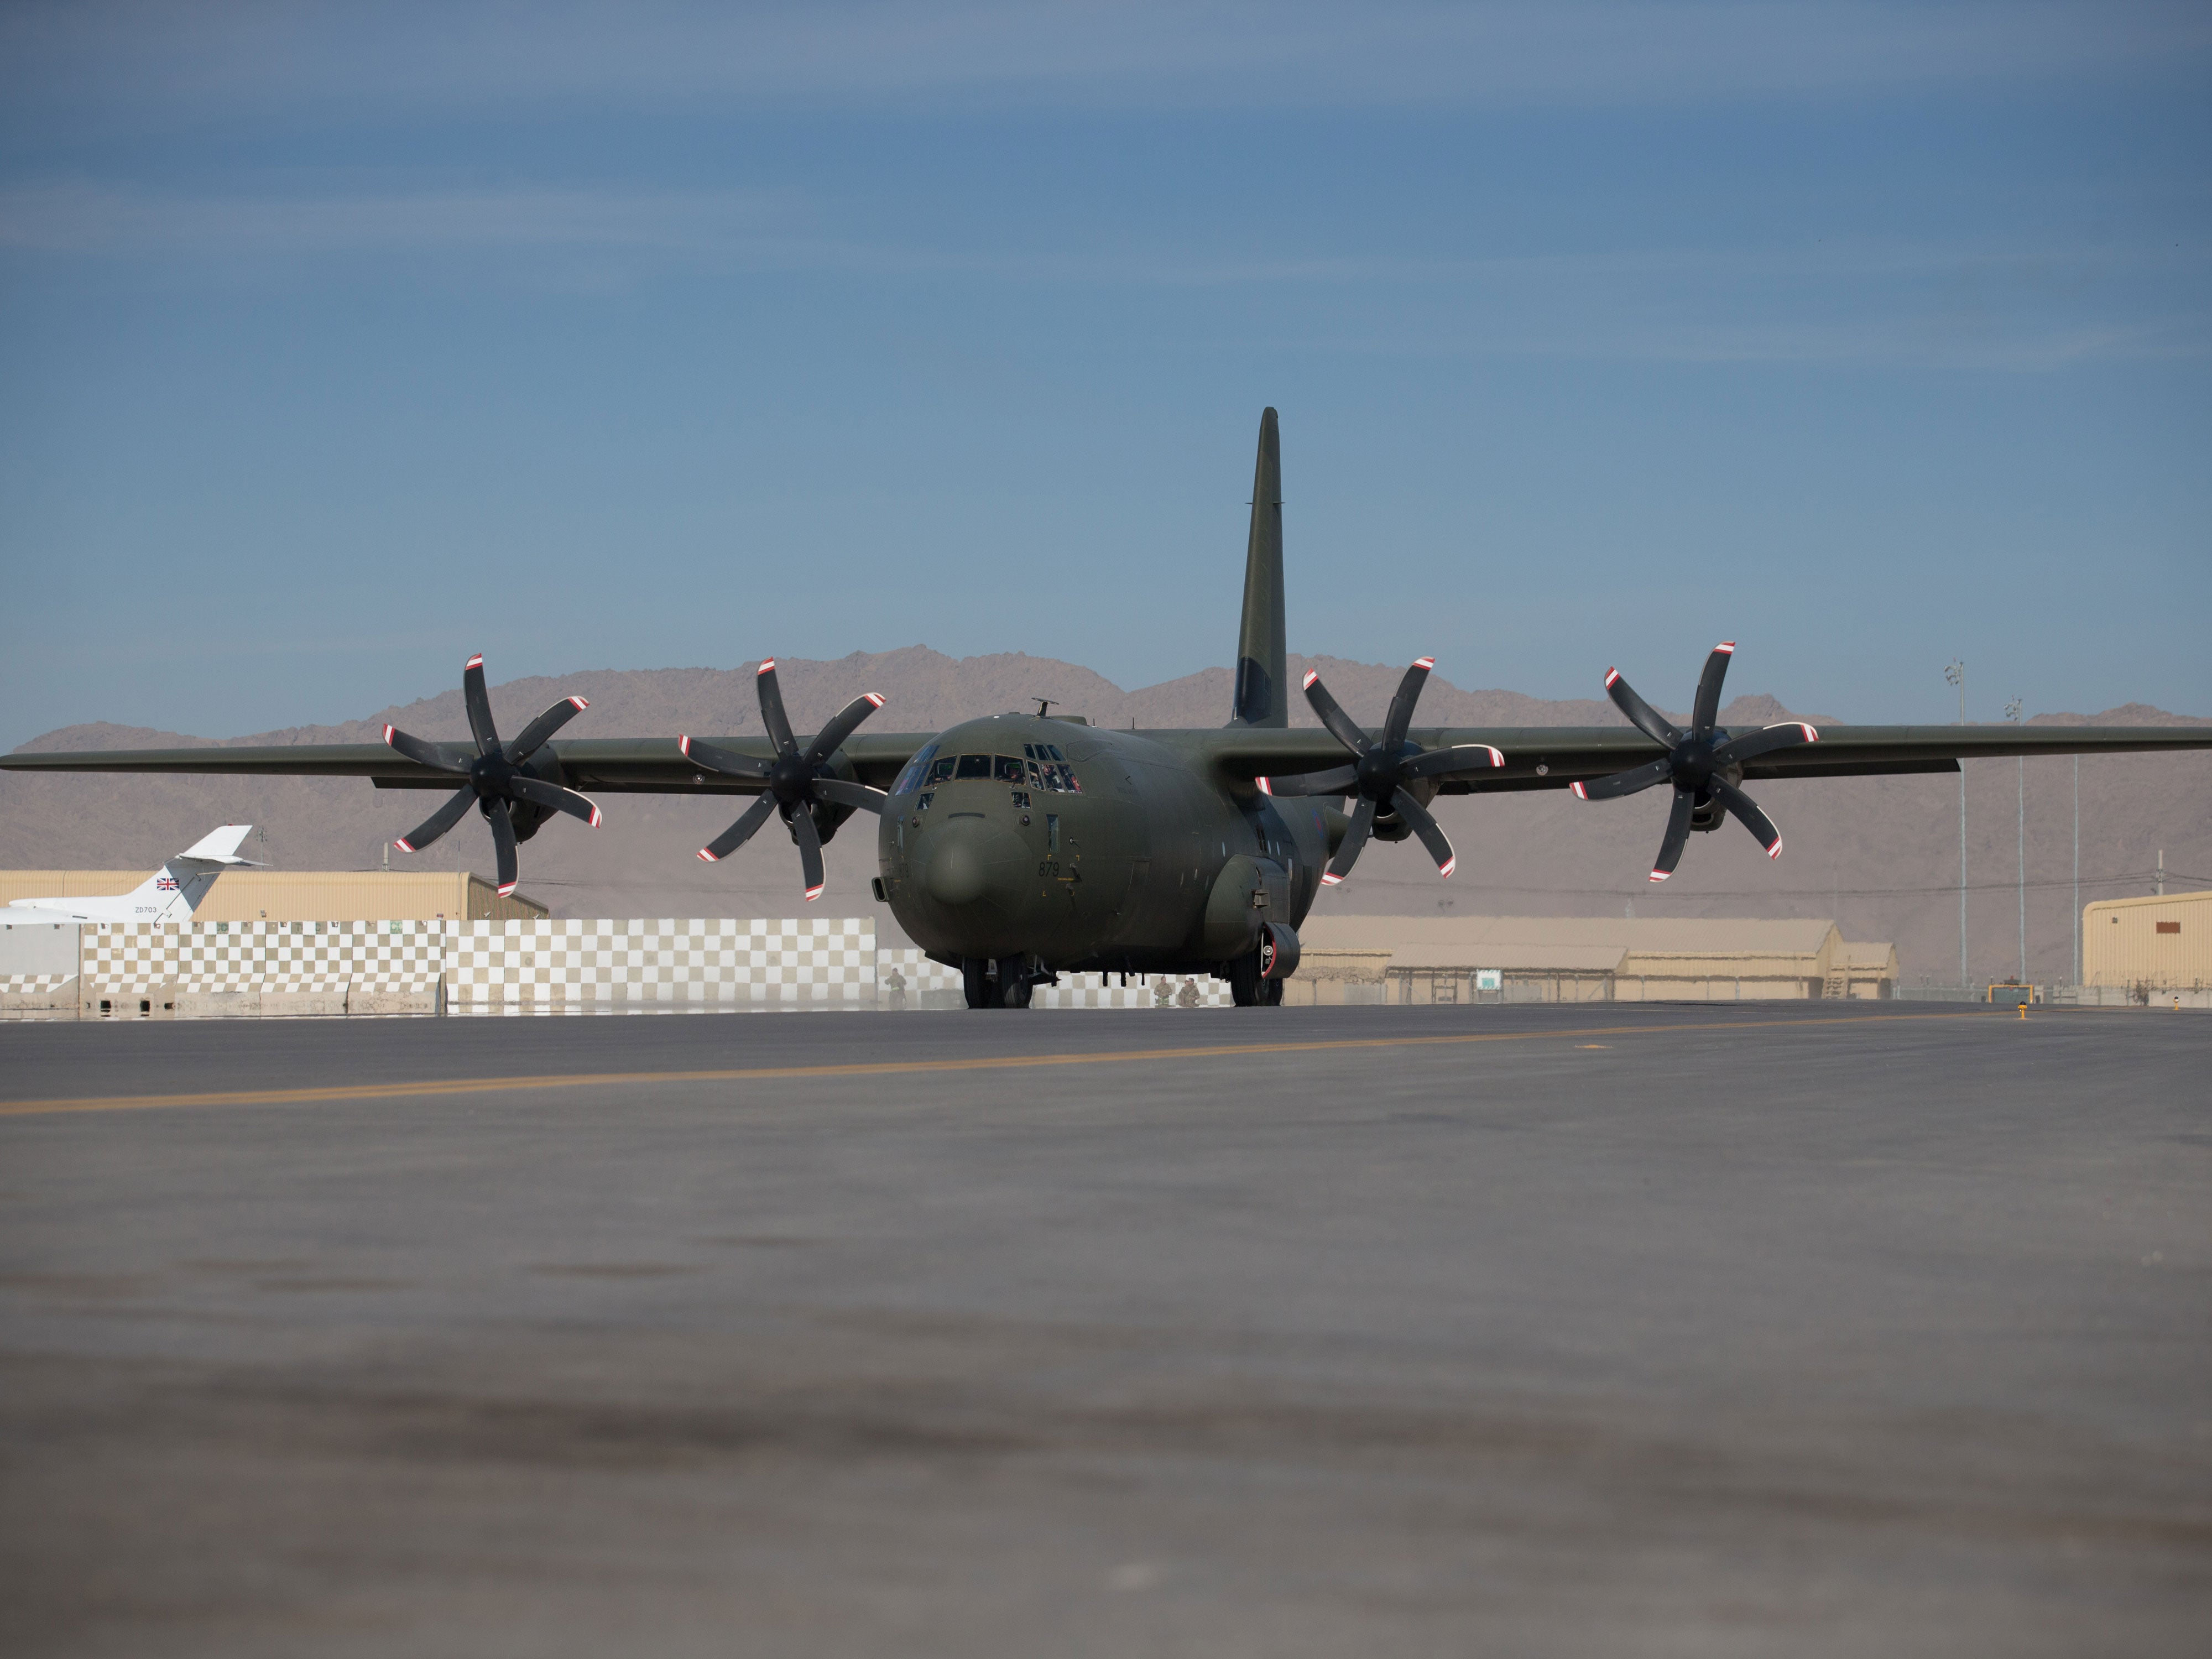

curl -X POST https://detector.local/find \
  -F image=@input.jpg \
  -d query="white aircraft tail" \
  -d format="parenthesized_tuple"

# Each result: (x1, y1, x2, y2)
(6, 823, 264, 924)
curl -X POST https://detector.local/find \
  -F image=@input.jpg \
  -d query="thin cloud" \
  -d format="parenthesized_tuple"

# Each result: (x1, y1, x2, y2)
(3, 1, 2208, 119)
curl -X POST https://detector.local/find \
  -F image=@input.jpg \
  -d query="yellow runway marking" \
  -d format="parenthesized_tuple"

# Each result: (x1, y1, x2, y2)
(0, 1010, 2002, 1121)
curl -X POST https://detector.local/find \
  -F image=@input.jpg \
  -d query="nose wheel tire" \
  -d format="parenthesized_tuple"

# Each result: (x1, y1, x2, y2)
(962, 958, 994, 1009)
(997, 956, 1033, 1008)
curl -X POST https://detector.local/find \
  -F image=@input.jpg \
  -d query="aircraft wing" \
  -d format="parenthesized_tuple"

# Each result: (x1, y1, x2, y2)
(0, 733, 941, 794)
(1203, 723, 2212, 794)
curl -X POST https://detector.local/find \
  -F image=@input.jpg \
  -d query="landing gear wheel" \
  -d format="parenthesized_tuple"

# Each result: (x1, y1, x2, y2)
(1261, 976, 1284, 1006)
(996, 956, 1032, 1009)
(1228, 950, 1262, 1006)
(962, 958, 993, 1009)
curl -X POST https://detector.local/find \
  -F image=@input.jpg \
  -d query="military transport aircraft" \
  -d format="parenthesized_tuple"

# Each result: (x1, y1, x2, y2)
(8, 410, 2209, 1007)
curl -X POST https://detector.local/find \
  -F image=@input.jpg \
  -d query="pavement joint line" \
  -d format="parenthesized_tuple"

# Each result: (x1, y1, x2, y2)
(0, 1011, 1999, 1120)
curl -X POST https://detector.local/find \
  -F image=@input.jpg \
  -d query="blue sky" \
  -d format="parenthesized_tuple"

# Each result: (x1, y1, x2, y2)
(2, 1, 2207, 748)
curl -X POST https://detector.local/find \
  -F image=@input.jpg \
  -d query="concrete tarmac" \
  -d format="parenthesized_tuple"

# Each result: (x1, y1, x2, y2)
(2, 1003, 2207, 1656)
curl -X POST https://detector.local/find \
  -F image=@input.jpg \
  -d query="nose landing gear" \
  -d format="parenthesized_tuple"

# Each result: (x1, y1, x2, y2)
(961, 956, 1036, 1009)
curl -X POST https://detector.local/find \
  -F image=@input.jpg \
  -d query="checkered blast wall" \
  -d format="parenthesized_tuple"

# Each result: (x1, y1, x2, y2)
(446, 918, 877, 1015)
(67, 920, 1237, 1014)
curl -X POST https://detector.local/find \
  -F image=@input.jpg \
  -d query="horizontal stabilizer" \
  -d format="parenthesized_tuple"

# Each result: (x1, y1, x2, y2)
(175, 823, 264, 868)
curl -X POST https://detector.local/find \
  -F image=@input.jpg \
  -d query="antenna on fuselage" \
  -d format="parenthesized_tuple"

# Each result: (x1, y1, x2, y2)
(1035, 698, 1056, 718)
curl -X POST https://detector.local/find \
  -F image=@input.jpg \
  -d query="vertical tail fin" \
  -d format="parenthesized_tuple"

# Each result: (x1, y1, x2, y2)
(1228, 406, 1287, 728)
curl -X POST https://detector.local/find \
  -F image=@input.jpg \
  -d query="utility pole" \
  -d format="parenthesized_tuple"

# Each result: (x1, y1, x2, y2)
(1946, 661, 1966, 989)
(2157, 849, 2165, 898)
(2007, 696, 2025, 984)
(2072, 754, 2080, 988)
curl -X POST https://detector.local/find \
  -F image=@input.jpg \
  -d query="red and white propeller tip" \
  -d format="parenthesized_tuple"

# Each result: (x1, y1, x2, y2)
(1715, 641, 1735, 654)
(1412, 655, 1434, 670)
(393, 837, 417, 853)
(465, 654, 484, 670)
(1604, 668, 1620, 688)
(1320, 871, 1344, 886)
(864, 693, 885, 709)
(567, 696, 588, 712)
(804, 884, 825, 902)
(1438, 856, 1456, 879)
(497, 881, 517, 896)
(757, 658, 776, 675)
(1648, 869, 1670, 883)
(1571, 781, 1588, 800)
(696, 847, 718, 863)
(1302, 670, 1320, 690)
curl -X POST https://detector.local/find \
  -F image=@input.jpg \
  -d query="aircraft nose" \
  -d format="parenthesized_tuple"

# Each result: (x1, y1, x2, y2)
(922, 817, 1025, 909)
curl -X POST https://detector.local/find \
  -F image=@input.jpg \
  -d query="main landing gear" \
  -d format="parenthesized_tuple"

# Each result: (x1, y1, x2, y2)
(961, 956, 1034, 1009)
(1226, 944, 1285, 1007)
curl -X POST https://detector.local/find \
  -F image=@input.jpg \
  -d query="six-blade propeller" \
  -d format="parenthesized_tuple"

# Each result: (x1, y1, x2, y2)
(383, 653, 601, 896)
(681, 658, 890, 901)
(384, 646, 1814, 903)
(1261, 658, 1503, 886)
(1570, 641, 1818, 882)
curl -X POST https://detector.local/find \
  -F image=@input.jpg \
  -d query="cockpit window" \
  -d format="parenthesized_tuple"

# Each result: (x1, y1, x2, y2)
(1018, 741, 1080, 792)
(891, 742, 940, 796)
(954, 753, 992, 780)
(993, 755, 1025, 784)
(925, 755, 956, 785)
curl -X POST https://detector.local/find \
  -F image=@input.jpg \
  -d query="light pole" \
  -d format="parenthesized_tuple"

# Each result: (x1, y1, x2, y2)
(1946, 661, 1966, 990)
(2072, 754, 2080, 988)
(2007, 695, 2025, 984)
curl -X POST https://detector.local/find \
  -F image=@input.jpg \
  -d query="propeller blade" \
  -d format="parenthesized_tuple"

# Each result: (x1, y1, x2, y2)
(1690, 641, 1734, 739)
(487, 800, 520, 896)
(1389, 787, 1455, 878)
(1708, 777, 1783, 859)
(1321, 796, 1376, 886)
(1380, 656, 1433, 754)
(1710, 721, 1819, 769)
(804, 693, 888, 769)
(462, 654, 502, 758)
(505, 695, 588, 763)
(790, 801, 826, 901)
(1569, 757, 1673, 802)
(1650, 787, 1695, 883)
(811, 777, 888, 815)
(506, 775, 603, 828)
(677, 734, 773, 778)
(382, 724, 469, 775)
(1399, 744, 1504, 781)
(1261, 765, 1359, 797)
(754, 659, 796, 757)
(1605, 670, 1682, 749)
(700, 793, 778, 862)
(393, 786, 476, 853)
(1302, 671, 1373, 759)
